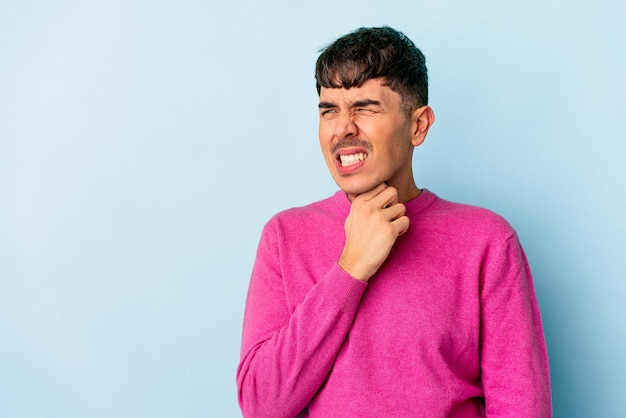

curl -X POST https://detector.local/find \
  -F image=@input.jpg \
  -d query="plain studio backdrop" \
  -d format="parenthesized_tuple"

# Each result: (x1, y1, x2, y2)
(1, 1, 624, 416)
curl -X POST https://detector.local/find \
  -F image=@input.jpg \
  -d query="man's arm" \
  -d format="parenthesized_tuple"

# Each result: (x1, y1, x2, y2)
(479, 234, 552, 417)
(237, 185, 408, 417)
(237, 250, 366, 417)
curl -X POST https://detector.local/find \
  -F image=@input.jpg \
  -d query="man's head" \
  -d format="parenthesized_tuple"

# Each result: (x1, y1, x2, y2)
(315, 27, 434, 202)
(315, 26, 428, 116)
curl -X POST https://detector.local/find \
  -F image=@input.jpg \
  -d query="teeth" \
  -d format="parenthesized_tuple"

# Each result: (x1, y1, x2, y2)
(339, 153, 368, 167)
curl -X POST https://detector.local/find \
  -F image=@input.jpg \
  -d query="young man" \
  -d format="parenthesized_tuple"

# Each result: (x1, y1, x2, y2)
(237, 27, 551, 417)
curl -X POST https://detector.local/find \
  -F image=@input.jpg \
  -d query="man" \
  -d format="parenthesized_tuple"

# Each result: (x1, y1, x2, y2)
(237, 27, 551, 417)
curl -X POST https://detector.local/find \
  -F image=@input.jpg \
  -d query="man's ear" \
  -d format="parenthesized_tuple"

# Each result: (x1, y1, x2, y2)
(410, 105, 435, 147)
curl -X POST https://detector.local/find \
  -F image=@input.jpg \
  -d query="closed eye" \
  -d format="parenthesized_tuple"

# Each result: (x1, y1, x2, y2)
(319, 102, 338, 118)
(320, 109, 338, 118)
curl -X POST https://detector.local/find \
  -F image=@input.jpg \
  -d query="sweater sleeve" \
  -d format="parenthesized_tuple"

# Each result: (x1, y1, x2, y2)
(479, 233, 552, 417)
(236, 220, 367, 418)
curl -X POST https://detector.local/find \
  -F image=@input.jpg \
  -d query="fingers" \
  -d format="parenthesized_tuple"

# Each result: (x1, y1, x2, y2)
(385, 202, 406, 221)
(352, 184, 406, 224)
(372, 186, 403, 216)
(395, 215, 410, 236)
(357, 184, 398, 207)
(356, 183, 388, 202)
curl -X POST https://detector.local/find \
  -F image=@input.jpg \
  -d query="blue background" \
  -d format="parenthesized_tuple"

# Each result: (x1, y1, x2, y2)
(1, 1, 624, 416)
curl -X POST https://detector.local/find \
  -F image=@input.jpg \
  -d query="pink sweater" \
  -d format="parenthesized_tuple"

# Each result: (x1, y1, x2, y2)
(237, 189, 551, 417)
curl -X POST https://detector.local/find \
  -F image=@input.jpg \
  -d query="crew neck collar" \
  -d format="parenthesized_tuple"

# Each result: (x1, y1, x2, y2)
(330, 188, 436, 218)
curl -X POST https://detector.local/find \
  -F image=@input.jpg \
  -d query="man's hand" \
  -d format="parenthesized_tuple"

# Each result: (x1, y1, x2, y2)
(338, 184, 409, 282)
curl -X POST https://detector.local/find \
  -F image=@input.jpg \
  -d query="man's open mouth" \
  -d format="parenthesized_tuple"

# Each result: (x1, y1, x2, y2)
(339, 153, 368, 167)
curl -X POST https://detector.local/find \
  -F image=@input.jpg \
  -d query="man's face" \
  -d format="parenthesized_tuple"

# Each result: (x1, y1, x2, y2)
(319, 78, 416, 200)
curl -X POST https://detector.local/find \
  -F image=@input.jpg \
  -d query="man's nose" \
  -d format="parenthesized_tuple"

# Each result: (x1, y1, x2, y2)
(334, 112, 358, 140)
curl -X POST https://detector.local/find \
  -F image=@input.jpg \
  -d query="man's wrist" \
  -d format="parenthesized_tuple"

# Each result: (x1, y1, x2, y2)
(338, 255, 371, 282)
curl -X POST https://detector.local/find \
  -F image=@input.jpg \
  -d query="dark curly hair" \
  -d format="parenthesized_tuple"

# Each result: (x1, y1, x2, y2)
(315, 26, 428, 116)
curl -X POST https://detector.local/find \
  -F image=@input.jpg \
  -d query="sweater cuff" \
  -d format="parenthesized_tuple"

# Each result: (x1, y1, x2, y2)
(317, 263, 368, 312)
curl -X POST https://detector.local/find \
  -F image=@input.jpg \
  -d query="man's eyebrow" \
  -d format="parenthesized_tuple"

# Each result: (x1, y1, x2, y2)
(351, 99, 381, 107)
(318, 99, 381, 109)
(318, 101, 336, 109)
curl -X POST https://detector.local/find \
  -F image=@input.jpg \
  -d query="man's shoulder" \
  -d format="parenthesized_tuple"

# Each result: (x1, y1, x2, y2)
(267, 190, 348, 229)
(424, 191, 516, 238)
